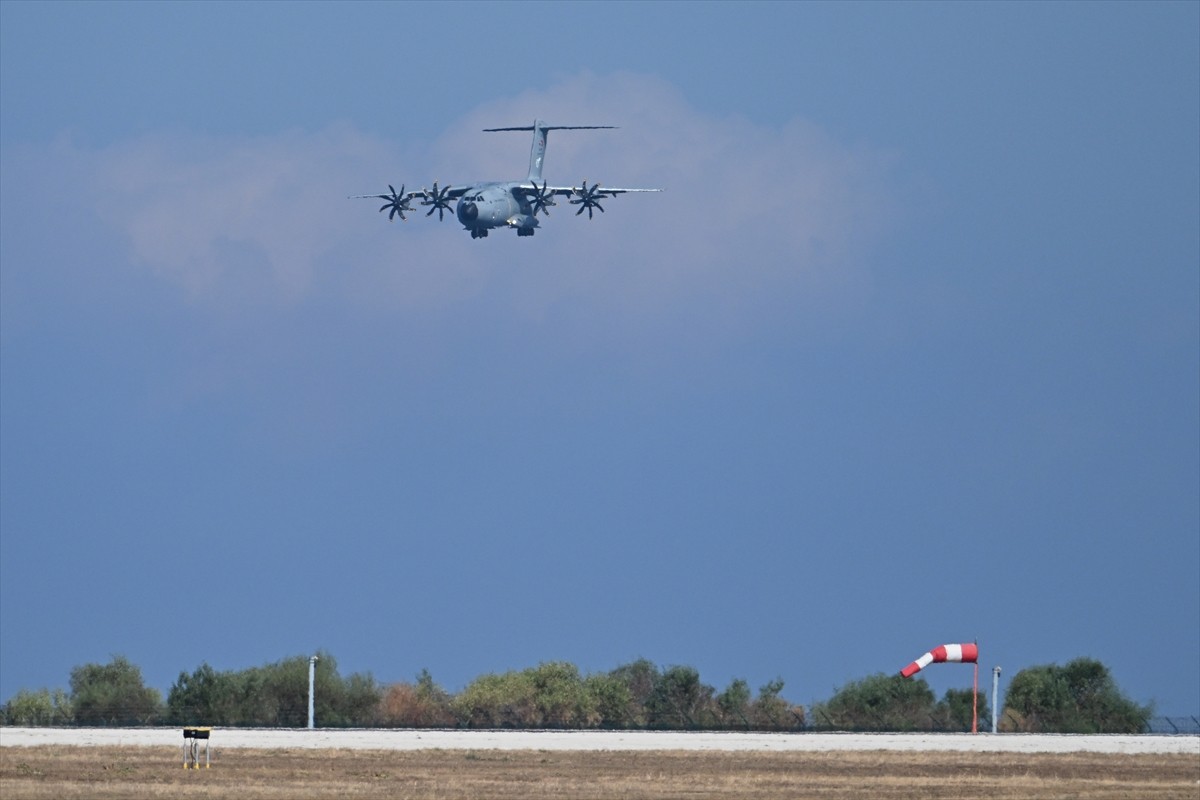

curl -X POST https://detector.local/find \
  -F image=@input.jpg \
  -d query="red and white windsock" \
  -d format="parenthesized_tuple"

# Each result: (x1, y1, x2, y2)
(900, 643, 978, 678)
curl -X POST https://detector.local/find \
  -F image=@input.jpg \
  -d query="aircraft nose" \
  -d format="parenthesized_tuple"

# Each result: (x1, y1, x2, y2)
(458, 201, 478, 223)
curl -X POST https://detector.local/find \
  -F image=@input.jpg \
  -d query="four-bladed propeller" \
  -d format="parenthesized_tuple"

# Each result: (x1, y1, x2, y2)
(529, 180, 556, 217)
(376, 185, 413, 221)
(569, 180, 606, 219)
(422, 181, 454, 221)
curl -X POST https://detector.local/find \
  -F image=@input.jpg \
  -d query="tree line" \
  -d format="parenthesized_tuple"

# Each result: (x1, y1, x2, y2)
(0, 653, 1151, 734)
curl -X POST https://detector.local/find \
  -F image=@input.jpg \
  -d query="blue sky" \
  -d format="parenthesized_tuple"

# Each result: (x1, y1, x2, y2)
(2, 1, 1197, 714)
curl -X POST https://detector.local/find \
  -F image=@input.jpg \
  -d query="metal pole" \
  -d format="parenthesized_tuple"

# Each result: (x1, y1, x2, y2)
(991, 666, 1002, 734)
(308, 655, 318, 729)
(972, 661, 978, 734)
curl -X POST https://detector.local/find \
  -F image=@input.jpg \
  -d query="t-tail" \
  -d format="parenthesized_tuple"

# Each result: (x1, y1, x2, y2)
(483, 119, 617, 182)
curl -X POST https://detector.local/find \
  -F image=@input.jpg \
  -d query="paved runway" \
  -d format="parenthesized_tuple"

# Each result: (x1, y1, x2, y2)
(2, 727, 1197, 754)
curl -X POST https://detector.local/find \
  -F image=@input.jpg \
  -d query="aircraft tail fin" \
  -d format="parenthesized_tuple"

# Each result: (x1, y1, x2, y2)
(483, 120, 616, 182)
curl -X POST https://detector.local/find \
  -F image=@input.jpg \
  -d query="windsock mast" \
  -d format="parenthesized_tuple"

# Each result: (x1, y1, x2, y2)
(900, 642, 981, 734)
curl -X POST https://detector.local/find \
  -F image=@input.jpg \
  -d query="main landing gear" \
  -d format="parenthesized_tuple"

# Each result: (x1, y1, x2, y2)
(467, 226, 534, 239)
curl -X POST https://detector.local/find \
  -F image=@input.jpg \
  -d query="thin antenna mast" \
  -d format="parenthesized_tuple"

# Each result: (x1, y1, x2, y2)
(308, 655, 318, 730)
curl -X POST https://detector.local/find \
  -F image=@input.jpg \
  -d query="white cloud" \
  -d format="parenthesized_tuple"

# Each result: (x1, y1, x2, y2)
(86, 123, 398, 303)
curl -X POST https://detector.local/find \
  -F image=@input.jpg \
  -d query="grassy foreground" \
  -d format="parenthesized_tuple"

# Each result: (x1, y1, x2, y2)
(1, 745, 1197, 799)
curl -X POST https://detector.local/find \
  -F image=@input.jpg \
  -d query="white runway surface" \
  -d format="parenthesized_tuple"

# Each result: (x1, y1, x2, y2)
(2, 727, 1197, 755)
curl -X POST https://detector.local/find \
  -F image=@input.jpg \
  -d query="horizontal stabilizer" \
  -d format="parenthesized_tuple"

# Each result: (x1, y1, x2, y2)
(485, 120, 618, 182)
(483, 125, 616, 132)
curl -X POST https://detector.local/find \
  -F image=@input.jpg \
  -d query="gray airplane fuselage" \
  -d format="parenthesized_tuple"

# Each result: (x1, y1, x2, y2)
(455, 182, 537, 235)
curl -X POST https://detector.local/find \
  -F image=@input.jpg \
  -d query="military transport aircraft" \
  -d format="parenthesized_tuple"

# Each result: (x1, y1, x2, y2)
(351, 120, 661, 238)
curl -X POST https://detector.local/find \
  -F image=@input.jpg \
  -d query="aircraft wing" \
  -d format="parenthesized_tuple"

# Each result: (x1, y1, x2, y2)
(349, 182, 470, 222)
(434, 185, 471, 199)
(347, 184, 471, 202)
(516, 181, 662, 219)
(533, 185, 663, 197)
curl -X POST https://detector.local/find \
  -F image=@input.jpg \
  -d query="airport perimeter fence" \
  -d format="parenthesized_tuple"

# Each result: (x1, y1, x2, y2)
(801, 722, 1200, 734)
(3, 707, 1198, 734)
(1144, 716, 1200, 735)
(801, 715, 1200, 735)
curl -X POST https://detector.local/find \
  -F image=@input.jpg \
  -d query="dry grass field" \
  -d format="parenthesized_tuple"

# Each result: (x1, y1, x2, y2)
(2, 745, 1197, 799)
